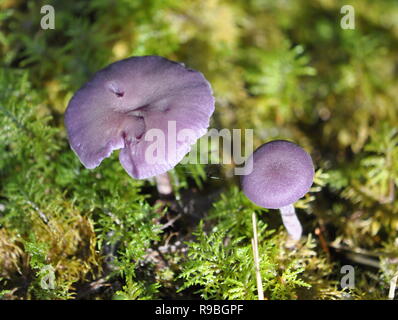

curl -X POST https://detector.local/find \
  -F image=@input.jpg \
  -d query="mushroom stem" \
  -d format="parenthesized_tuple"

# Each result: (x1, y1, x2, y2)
(155, 172, 173, 196)
(279, 204, 302, 240)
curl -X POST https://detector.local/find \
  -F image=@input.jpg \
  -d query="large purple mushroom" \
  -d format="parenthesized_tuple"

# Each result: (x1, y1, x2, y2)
(241, 140, 314, 240)
(65, 56, 215, 179)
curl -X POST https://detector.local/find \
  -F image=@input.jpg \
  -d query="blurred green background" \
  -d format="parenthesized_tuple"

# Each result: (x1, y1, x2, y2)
(0, 0, 397, 299)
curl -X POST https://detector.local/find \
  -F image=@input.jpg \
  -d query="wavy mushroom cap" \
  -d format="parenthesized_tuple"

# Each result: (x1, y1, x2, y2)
(241, 140, 314, 209)
(65, 56, 215, 179)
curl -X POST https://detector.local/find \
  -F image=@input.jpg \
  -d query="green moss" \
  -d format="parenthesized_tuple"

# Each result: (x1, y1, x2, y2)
(1, 0, 397, 300)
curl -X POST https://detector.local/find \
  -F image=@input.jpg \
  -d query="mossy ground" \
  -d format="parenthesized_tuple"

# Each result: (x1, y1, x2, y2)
(0, 0, 397, 300)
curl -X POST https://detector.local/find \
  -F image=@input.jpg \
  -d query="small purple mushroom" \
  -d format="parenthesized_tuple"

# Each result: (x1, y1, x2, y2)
(241, 140, 314, 240)
(65, 56, 215, 179)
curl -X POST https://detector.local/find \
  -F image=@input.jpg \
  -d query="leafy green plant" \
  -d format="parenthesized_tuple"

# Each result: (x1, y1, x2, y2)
(179, 222, 312, 300)
(1, 0, 398, 300)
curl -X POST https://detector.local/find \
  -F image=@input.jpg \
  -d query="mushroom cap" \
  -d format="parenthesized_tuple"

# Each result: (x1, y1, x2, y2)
(65, 56, 215, 179)
(241, 140, 314, 209)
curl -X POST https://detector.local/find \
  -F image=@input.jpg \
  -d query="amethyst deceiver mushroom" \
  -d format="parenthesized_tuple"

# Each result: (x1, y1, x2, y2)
(65, 56, 215, 179)
(241, 140, 314, 240)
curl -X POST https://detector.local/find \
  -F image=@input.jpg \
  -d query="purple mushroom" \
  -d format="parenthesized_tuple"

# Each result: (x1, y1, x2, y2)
(65, 56, 215, 179)
(241, 140, 314, 240)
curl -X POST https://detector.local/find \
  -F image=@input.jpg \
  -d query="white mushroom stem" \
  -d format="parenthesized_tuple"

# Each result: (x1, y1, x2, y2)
(279, 204, 302, 241)
(155, 172, 173, 196)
